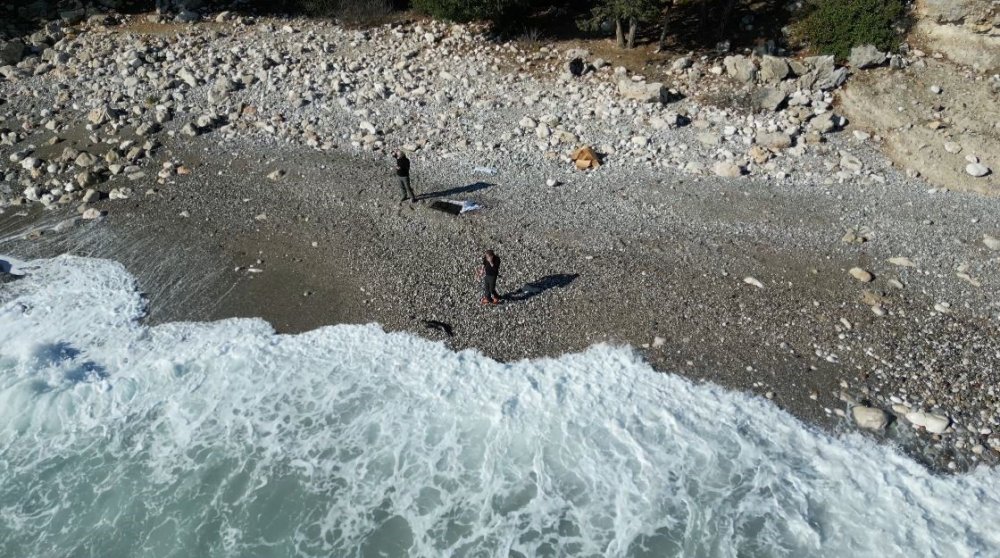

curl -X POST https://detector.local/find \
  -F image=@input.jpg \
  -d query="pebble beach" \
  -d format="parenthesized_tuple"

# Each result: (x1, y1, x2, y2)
(2, 11, 1000, 472)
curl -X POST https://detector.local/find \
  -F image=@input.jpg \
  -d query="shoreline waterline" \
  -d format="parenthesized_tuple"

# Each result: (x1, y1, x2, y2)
(2, 253, 1000, 557)
(1, 136, 998, 474)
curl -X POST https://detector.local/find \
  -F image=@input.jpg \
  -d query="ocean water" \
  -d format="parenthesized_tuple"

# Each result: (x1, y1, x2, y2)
(1, 255, 998, 558)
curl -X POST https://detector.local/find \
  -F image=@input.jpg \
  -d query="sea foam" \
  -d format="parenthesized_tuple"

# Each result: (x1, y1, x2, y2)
(0, 255, 998, 557)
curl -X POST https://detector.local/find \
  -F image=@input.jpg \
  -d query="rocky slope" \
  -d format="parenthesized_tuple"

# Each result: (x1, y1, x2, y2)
(914, 0, 1000, 71)
(839, 0, 1000, 196)
(840, 58, 999, 195)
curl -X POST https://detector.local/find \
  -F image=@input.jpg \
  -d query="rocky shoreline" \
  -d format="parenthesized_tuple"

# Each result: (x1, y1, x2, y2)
(2, 12, 1000, 472)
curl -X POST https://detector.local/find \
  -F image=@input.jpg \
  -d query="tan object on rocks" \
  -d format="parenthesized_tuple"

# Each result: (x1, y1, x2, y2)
(571, 146, 601, 170)
(749, 145, 771, 164)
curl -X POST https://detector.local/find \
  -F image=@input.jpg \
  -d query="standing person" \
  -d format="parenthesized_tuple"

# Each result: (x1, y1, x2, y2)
(477, 249, 502, 305)
(393, 150, 417, 202)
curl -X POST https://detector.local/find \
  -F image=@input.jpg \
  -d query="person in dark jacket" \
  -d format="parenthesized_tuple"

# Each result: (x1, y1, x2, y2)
(393, 150, 417, 202)
(477, 250, 502, 305)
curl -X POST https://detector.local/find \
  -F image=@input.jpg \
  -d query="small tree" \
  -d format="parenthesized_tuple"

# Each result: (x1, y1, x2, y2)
(792, 0, 907, 62)
(296, 0, 394, 21)
(656, 1, 674, 51)
(582, 0, 662, 49)
(412, 0, 526, 22)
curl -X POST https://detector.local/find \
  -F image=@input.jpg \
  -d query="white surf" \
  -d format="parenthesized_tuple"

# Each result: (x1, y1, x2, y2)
(0, 255, 997, 557)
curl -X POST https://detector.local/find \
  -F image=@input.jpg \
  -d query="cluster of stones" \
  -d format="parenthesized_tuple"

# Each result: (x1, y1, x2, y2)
(0, 13, 907, 213)
(835, 235, 1000, 466)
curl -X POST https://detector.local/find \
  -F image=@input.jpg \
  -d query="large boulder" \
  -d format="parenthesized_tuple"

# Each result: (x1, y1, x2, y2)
(759, 56, 790, 83)
(818, 70, 848, 90)
(617, 80, 668, 103)
(849, 45, 888, 69)
(209, 76, 238, 101)
(650, 113, 680, 130)
(213, 77, 237, 93)
(0, 40, 26, 66)
(59, 8, 86, 24)
(802, 55, 848, 90)
(966, 163, 991, 177)
(671, 56, 693, 72)
(176, 10, 200, 23)
(723, 55, 757, 83)
(87, 105, 120, 126)
(75, 152, 98, 167)
(0, 65, 21, 80)
(81, 189, 100, 203)
(81, 208, 104, 220)
(713, 161, 743, 177)
(852, 406, 890, 430)
(135, 121, 160, 137)
(87, 13, 113, 26)
(177, 68, 198, 88)
(809, 112, 844, 133)
(755, 132, 793, 150)
(76, 171, 97, 188)
(905, 410, 950, 434)
(752, 87, 787, 112)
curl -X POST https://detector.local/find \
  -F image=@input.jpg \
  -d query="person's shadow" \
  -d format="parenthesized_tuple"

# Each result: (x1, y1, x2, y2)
(419, 182, 494, 200)
(506, 273, 578, 302)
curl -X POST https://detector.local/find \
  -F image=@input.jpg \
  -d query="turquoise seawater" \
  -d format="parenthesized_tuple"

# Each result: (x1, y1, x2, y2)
(1, 255, 998, 557)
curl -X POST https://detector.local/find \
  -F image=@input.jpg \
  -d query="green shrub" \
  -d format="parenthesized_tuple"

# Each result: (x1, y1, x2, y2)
(411, 0, 524, 22)
(295, 0, 395, 21)
(793, 0, 907, 62)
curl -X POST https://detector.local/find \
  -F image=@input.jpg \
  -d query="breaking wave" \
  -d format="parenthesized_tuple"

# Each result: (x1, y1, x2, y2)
(0, 255, 998, 557)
